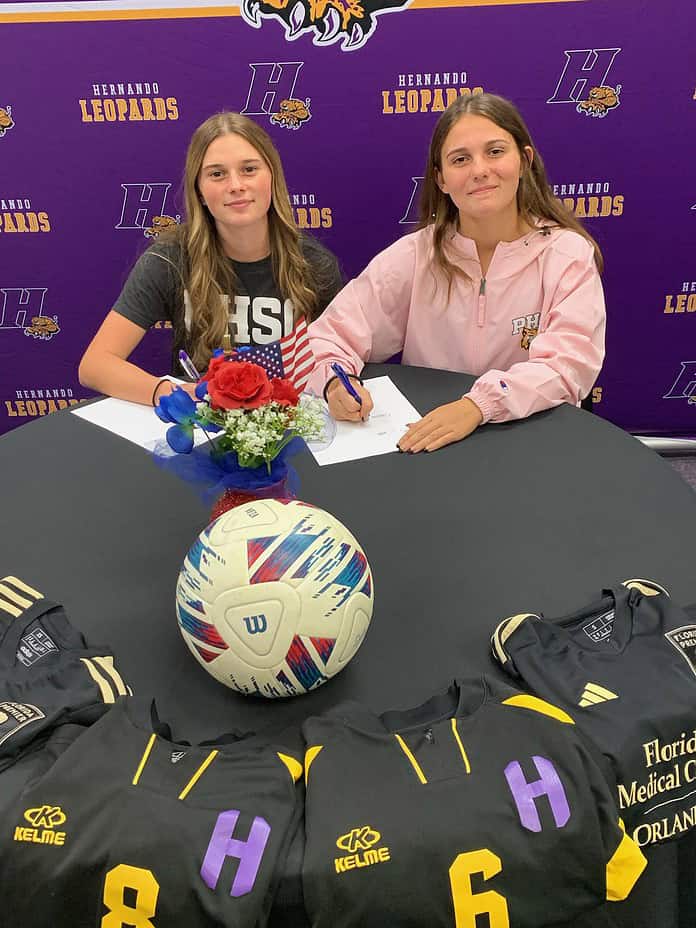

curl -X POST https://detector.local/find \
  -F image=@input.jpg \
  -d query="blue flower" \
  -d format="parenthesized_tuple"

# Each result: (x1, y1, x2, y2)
(154, 387, 199, 453)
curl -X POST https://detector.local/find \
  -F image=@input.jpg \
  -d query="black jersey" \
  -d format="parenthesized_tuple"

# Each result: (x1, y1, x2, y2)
(492, 579, 696, 849)
(0, 697, 303, 927)
(302, 676, 645, 928)
(0, 575, 128, 767)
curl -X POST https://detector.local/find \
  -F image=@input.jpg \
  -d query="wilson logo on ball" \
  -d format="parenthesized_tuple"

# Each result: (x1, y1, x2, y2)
(243, 615, 268, 635)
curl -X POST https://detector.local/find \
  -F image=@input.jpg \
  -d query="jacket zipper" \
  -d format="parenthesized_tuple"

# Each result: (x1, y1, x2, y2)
(477, 277, 487, 327)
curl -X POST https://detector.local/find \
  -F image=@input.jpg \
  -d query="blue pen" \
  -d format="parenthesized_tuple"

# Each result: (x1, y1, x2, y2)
(331, 362, 362, 406)
(178, 349, 201, 381)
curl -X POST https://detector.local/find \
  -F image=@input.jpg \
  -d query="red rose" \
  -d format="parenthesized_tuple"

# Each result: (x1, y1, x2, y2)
(271, 378, 300, 407)
(200, 352, 230, 383)
(207, 361, 273, 410)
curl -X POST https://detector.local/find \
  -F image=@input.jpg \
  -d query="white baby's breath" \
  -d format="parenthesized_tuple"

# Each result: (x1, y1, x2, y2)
(195, 393, 325, 470)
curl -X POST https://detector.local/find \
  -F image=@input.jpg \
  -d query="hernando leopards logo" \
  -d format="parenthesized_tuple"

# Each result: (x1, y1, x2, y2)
(241, 62, 313, 131)
(240, 0, 413, 52)
(115, 183, 173, 232)
(0, 288, 60, 342)
(547, 49, 622, 119)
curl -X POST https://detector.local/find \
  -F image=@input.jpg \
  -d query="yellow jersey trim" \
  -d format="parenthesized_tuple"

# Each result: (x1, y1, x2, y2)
(502, 694, 575, 725)
(606, 820, 647, 901)
(304, 745, 323, 783)
(278, 752, 303, 783)
(132, 734, 156, 785)
(450, 718, 471, 773)
(179, 750, 219, 800)
(394, 734, 427, 784)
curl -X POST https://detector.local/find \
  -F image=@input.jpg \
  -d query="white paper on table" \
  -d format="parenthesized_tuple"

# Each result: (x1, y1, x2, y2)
(309, 375, 422, 466)
(71, 381, 209, 452)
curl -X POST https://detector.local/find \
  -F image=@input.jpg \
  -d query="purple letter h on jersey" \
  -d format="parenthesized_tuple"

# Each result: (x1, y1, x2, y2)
(201, 810, 271, 896)
(504, 756, 570, 832)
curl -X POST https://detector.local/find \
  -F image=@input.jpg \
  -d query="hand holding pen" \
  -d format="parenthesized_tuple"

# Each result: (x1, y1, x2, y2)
(326, 363, 374, 422)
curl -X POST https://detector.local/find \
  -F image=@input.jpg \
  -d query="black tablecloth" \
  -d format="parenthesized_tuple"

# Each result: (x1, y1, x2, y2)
(1, 363, 695, 927)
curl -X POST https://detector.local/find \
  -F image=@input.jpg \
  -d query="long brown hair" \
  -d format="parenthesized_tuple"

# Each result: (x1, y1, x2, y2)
(161, 112, 321, 369)
(418, 93, 603, 292)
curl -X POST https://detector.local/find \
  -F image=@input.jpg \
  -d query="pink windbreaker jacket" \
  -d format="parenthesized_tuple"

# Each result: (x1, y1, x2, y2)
(306, 224, 606, 423)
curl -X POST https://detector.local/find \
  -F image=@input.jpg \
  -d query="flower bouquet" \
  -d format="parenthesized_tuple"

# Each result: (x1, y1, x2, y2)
(154, 350, 326, 519)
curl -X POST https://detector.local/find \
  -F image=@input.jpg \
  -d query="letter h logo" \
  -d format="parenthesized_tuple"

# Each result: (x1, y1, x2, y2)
(664, 361, 696, 400)
(504, 756, 571, 832)
(115, 183, 172, 230)
(0, 287, 48, 329)
(547, 49, 621, 104)
(201, 809, 271, 897)
(241, 62, 304, 116)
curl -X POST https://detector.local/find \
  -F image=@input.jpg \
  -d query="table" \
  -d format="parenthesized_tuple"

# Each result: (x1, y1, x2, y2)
(1, 363, 695, 927)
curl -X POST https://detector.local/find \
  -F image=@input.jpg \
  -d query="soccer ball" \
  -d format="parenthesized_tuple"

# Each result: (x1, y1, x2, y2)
(176, 499, 374, 697)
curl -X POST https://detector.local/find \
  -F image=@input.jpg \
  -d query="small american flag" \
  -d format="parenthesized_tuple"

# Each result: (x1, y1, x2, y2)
(233, 317, 314, 392)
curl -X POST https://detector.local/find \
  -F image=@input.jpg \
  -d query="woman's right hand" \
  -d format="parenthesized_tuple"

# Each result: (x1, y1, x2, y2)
(326, 377, 374, 422)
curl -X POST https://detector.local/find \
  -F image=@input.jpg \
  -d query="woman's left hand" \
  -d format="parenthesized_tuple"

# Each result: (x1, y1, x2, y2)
(398, 397, 484, 453)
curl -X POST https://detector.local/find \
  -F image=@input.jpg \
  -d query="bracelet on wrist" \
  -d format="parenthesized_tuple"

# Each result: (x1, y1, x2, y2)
(151, 378, 170, 407)
(323, 372, 363, 402)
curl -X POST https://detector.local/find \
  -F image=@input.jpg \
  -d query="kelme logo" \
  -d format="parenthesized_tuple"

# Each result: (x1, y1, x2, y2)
(336, 825, 380, 853)
(25, 805, 66, 829)
(334, 824, 390, 873)
(14, 804, 68, 847)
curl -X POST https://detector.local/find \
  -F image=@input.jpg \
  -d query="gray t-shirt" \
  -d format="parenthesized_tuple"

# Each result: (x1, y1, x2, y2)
(113, 235, 343, 364)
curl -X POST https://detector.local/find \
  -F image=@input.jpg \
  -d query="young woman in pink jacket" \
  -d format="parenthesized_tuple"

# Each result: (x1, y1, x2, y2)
(306, 92, 606, 453)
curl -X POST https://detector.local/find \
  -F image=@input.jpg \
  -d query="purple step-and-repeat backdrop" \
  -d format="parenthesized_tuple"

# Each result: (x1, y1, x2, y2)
(0, 0, 693, 435)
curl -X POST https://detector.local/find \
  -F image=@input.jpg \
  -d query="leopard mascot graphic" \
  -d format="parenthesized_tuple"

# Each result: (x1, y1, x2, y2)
(520, 326, 538, 350)
(24, 315, 60, 341)
(241, 0, 413, 51)
(0, 106, 14, 139)
(270, 98, 312, 129)
(144, 215, 180, 239)
(577, 85, 621, 119)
